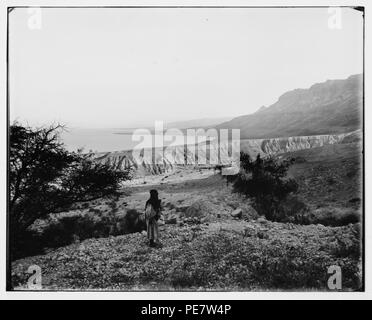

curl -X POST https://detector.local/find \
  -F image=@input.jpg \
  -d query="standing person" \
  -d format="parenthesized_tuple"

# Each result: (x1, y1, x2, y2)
(145, 189, 161, 247)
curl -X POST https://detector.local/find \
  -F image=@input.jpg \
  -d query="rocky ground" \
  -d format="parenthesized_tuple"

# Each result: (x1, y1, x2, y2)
(11, 217, 362, 291)
(11, 171, 362, 291)
(11, 143, 363, 291)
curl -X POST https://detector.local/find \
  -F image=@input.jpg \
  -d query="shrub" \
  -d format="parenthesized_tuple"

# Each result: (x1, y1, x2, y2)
(305, 207, 360, 227)
(231, 153, 301, 222)
(59, 210, 141, 241)
(274, 195, 309, 224)
(184, 201, 213, 218)
(10, 230, 44, 260)
(328, 224, 361, 259)
(12, 209, 146, 258)
(124, 209, 146, 233)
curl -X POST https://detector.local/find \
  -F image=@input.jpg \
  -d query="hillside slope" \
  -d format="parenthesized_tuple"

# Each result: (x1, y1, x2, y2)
(217, 74, 363, 139)
(11, 171, 362, 291)
(166, 117, 233, 129)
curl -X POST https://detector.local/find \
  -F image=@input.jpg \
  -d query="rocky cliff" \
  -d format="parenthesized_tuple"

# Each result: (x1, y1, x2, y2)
(94, 130, 361, 175)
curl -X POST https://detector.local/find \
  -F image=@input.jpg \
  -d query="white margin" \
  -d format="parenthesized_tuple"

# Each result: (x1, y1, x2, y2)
(0, 0, 370, 300)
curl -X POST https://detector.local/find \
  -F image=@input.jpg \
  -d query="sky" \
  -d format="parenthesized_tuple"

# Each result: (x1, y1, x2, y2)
(9, 7, 364, 128)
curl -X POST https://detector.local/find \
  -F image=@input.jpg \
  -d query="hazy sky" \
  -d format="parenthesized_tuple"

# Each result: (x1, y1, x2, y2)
(9, 7, 363, 128)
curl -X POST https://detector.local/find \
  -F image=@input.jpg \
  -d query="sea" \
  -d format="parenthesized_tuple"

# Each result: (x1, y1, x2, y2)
(60, 128, 213, 153)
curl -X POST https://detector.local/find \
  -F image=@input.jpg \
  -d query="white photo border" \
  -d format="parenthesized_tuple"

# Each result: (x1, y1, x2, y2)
(0, 0, 369, 300)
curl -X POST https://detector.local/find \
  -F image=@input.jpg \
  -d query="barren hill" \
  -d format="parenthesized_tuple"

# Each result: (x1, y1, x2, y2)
(216, 74, 363, 139)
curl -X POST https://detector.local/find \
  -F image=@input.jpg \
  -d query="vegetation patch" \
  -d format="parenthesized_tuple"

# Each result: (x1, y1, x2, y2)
(11, 222, 362, 291)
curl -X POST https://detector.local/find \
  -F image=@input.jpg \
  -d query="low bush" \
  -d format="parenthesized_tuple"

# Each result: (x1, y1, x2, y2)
(304, 207, 360, 227)
(231, 153, 302, 223)
(10, 229, 44, 260)
(42, 209, 146, 248)
(14, 209, 146, 259)
(328, 224, 361, 259)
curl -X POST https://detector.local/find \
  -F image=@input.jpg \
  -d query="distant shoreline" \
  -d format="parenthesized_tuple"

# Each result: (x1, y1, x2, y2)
(61, 128, 215, 153)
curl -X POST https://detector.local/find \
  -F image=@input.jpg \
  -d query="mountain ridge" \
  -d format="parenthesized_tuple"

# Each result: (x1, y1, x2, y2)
(216, 74, 363, 139)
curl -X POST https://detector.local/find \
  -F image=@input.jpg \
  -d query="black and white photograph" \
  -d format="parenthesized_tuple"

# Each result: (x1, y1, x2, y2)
(3, 3, 366, 295)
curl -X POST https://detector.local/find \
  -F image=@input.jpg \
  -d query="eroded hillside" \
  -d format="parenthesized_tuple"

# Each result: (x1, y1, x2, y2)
(94, 130, 361, 175)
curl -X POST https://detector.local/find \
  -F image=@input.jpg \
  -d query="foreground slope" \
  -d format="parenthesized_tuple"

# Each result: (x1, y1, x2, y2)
(11, 159, 362, 290)
(11, 218, 361, 291)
